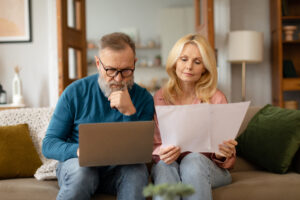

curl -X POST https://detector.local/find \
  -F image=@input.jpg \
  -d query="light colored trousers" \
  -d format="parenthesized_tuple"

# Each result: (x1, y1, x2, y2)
(152, 152, 232, 200)
(56, 158, 148, 200)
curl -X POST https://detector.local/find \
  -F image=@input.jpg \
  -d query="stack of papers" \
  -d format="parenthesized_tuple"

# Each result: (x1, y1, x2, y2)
(155, 101, 250, 154)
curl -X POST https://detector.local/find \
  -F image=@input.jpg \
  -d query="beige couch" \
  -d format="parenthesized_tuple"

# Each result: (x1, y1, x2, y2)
(0, 107, 299, 200)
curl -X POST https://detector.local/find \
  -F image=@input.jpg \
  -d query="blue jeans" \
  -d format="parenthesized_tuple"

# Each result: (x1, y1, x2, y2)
(151, 153, 232, 200)
(56, 158, 148, 200)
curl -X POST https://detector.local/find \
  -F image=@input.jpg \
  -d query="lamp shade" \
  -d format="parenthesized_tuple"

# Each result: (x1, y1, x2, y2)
(228, 31, 263, 63)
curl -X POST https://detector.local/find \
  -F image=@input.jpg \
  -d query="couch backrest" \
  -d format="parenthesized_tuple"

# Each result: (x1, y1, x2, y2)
(0, 106, 261, 164)
(237, 106, 261, 137)
(0, 107, 54, 164)
(231, 106, 262, 172)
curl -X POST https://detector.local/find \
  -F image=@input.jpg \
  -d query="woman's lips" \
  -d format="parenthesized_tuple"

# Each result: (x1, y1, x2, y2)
(183, 72, 193, 76)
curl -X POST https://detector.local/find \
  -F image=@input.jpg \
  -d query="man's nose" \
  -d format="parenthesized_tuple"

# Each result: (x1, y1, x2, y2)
(114, 72, 123, 82)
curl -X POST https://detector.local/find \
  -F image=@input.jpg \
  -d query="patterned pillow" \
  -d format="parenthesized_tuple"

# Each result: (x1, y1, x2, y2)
(34, 159, 58, 180)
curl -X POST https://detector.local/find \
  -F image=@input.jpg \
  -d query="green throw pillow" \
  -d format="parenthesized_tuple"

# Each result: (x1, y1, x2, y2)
(236, 104, 300, 174)
(0, 124, 42, 179)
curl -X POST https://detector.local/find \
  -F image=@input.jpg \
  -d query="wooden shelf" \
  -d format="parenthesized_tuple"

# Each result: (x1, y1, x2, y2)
(87, 43, 161, 50)
(283, 78, 300, 91)
(136, 65, 163, 68)
(0, 104, 26, 111)
(136, 45, 160, 49)
(283, 40, 300, 44)
(282, 16, 300, 20)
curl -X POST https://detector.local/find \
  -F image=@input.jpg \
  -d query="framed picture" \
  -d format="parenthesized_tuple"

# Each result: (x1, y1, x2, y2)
(0, 0, 32, 43)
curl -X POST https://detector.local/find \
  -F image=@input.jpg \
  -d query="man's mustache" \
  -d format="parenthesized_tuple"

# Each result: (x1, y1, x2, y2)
(108, 81, 126, 89)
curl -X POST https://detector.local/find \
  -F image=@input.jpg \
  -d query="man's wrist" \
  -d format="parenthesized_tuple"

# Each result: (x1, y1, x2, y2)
(124, 106, 136, 116)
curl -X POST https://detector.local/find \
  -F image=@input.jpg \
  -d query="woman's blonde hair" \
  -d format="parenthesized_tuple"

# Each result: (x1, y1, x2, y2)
(162, 33, 218, 104)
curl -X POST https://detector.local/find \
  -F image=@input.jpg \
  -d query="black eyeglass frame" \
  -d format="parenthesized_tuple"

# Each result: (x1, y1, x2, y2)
(97, 57, 135, 78)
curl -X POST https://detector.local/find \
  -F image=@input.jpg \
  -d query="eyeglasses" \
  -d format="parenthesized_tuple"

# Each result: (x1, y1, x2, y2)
(98, 57, 135, 78)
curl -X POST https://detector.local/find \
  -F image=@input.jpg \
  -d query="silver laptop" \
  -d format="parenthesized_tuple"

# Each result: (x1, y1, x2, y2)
(78, 121, 154, 167)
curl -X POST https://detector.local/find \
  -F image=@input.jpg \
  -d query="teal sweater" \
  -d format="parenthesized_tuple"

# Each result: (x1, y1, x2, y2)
(42, 74, 154, 162)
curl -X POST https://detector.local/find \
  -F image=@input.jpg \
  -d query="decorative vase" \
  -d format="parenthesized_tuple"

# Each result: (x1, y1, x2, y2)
(12, 66, 25, 105)
(283, 25, 297, 41)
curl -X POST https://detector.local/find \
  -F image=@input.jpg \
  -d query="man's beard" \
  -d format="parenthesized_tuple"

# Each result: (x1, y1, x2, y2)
(98, 74, 134, 98)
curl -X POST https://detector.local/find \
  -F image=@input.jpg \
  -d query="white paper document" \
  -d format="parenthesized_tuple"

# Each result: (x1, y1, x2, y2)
(155, 101, 250, 154)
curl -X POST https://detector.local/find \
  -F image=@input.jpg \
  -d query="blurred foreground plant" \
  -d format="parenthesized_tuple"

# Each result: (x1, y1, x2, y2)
(143, 183, 195, 200)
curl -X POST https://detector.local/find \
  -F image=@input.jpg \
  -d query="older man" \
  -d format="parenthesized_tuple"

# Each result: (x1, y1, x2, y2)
(42, 32, 154, 200)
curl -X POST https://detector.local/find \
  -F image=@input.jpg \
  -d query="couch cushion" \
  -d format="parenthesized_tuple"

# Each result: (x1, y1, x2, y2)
(1, 172, 300, 200)
(0, 124, 42, 179)
(213, 171, 300, 200)
(229, 157, 261, 173)
(0, 178, 58, 200)
(236, 104, 300, 173)
(0, 178, 117, 200)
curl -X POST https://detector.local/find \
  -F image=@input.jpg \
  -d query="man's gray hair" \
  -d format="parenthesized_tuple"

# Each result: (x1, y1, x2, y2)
(99, 32, 136, 55)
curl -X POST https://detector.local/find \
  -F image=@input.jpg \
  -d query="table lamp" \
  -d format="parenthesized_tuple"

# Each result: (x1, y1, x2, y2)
(228, 31, 263, 101)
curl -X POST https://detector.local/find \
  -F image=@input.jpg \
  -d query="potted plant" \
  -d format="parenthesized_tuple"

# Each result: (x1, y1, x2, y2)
(143, 183, 195, 200)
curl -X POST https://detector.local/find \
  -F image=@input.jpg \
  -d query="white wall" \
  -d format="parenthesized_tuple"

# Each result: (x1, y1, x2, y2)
(159, 7, 195, 65)
(0, 0, 273, 107)
(86, 0, 193, 43)
(0, 0, 50, 107)
(0, 0, 197, 107)
(230, 0, 272, 106)
(215, 0, 231, 101)
(86, 0, 193, 88)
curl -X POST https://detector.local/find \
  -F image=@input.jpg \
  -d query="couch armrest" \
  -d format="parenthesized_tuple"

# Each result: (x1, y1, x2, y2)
(230, 156, 261, 173)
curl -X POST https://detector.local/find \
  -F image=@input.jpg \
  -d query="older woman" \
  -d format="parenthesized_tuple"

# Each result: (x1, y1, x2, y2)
(152, 34, 237, 200)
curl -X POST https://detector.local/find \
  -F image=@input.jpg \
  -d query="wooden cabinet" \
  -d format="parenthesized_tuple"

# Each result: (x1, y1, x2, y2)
(270, 0, 300, 107)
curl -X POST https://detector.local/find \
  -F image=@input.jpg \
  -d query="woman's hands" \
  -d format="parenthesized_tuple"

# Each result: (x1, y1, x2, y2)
(215, 140, 237, 160)
(159, 146, 181, 164)
(158, 140, 237, 164)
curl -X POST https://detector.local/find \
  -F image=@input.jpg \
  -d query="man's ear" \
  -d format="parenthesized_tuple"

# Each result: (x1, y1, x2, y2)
(95, 56, 100, 70)
(134, 57, 138, 65)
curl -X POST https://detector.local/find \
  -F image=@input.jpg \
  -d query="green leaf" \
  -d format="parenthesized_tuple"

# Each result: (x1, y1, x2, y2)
(143, 183, 195, 200)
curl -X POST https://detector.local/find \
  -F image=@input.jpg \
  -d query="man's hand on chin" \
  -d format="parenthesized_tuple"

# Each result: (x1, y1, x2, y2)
(108, 86, 136, 116)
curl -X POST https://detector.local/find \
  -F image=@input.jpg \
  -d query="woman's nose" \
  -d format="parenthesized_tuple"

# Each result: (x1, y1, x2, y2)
(185, 62, 193, 70)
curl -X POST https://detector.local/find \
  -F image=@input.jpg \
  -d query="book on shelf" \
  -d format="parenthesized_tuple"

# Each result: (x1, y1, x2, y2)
(283, 60, 298, 78)
(282, 0, 288, 16)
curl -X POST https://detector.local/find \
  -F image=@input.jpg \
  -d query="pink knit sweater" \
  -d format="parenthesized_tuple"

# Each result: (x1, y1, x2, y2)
(152, 88, 236, 169)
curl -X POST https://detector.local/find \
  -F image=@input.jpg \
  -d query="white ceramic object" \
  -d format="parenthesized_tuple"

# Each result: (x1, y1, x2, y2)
(283, 25, 297, 41)
(12, 66, 25, 106)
